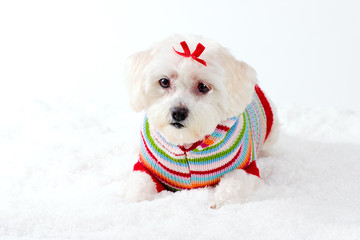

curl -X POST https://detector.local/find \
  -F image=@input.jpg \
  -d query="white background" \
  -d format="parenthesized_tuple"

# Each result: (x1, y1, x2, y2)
(1, 0, 360, 111)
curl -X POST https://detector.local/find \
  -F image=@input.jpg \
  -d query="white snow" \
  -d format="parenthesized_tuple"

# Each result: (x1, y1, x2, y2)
(1, 0, 360, 239)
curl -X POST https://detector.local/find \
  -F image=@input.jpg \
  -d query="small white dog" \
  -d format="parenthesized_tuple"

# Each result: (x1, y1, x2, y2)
(124, 35, 278, 207)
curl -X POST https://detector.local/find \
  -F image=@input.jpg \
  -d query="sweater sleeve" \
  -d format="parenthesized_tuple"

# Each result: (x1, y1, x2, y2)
(133, 161, 166, 192)
(244, 160, 260, 178)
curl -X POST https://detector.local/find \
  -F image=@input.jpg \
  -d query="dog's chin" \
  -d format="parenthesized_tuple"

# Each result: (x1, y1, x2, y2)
(157, 123, 204, 146)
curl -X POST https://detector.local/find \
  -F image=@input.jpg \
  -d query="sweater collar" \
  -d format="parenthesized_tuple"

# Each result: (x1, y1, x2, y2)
(188, 116, 239, 151)
(149, 115, 240, 153)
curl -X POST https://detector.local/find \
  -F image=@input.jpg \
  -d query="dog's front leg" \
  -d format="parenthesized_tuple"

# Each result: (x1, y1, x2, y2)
(124, 171, 159, 202)
(211, 169, 263, 208)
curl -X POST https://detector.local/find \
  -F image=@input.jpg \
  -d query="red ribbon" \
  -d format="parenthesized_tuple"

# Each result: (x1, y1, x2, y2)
(173, 41, 207, 66)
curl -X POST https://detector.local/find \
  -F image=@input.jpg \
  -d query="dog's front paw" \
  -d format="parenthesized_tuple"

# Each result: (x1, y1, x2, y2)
(211, 169, 263, 209)
(123, 171, 158, 202)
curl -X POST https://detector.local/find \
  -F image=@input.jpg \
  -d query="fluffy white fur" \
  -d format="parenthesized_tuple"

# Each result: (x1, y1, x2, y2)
(124, 171, 158, 202)
(124, 35, 278, 206)
(211, 169, 264, 208)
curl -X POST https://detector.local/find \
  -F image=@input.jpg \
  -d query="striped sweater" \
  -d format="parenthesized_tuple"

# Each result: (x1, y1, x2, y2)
(134, 85, 273, 192)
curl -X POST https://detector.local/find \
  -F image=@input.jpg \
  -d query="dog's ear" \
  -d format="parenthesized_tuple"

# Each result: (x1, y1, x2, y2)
(124, 50, 153, 112)
(225, 59, 258, 117)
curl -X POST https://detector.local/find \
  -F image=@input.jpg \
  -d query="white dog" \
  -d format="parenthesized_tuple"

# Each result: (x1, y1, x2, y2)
(124, 35, 278, 208)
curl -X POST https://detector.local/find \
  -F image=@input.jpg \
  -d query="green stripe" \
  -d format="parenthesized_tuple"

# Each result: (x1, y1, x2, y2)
(163, 183, 182, 192)
(192, 113, 243, 153)
(144, 120, 187, 164)
(188, 111, 248, 163)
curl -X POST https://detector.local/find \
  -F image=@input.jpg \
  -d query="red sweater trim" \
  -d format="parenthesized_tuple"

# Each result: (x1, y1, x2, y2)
(133, 161, 166, 192)
(244, 161, 260, 178)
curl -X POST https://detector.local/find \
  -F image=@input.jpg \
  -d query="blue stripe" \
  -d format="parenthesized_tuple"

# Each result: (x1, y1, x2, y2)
(142, 118, 188, 167)
(191, 117, 240, 155)
(187, 113, 251, 167)
(190, 153, 248, 182)
(140, 144, 191, 185)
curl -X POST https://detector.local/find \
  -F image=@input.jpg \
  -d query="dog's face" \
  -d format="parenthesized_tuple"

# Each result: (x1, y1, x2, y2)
(126, 35, 257, 145)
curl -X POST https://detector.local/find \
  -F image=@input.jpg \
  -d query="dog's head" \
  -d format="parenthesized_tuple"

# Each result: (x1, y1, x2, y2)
(125, 35, 257, 145)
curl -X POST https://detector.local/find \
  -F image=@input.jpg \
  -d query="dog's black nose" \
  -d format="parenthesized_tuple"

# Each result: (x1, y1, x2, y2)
(171, 106, 188, 121)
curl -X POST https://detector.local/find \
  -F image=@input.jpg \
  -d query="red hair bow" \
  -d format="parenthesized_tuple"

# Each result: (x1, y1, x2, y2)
(173, 41, 207, 66)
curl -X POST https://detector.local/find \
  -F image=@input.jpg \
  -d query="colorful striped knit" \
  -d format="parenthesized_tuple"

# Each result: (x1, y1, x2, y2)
(135, 85, 273, 191)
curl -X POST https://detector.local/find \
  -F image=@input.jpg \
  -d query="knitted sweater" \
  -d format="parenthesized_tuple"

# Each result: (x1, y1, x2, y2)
(134, 85, 273, 192)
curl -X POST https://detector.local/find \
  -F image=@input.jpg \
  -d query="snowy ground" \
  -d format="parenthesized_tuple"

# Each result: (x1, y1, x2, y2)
(1, 94, 360, 240)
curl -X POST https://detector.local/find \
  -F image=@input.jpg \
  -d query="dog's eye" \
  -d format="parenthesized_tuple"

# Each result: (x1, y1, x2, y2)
(197, 83, 211, 94)
(159, 78, 170, 88)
